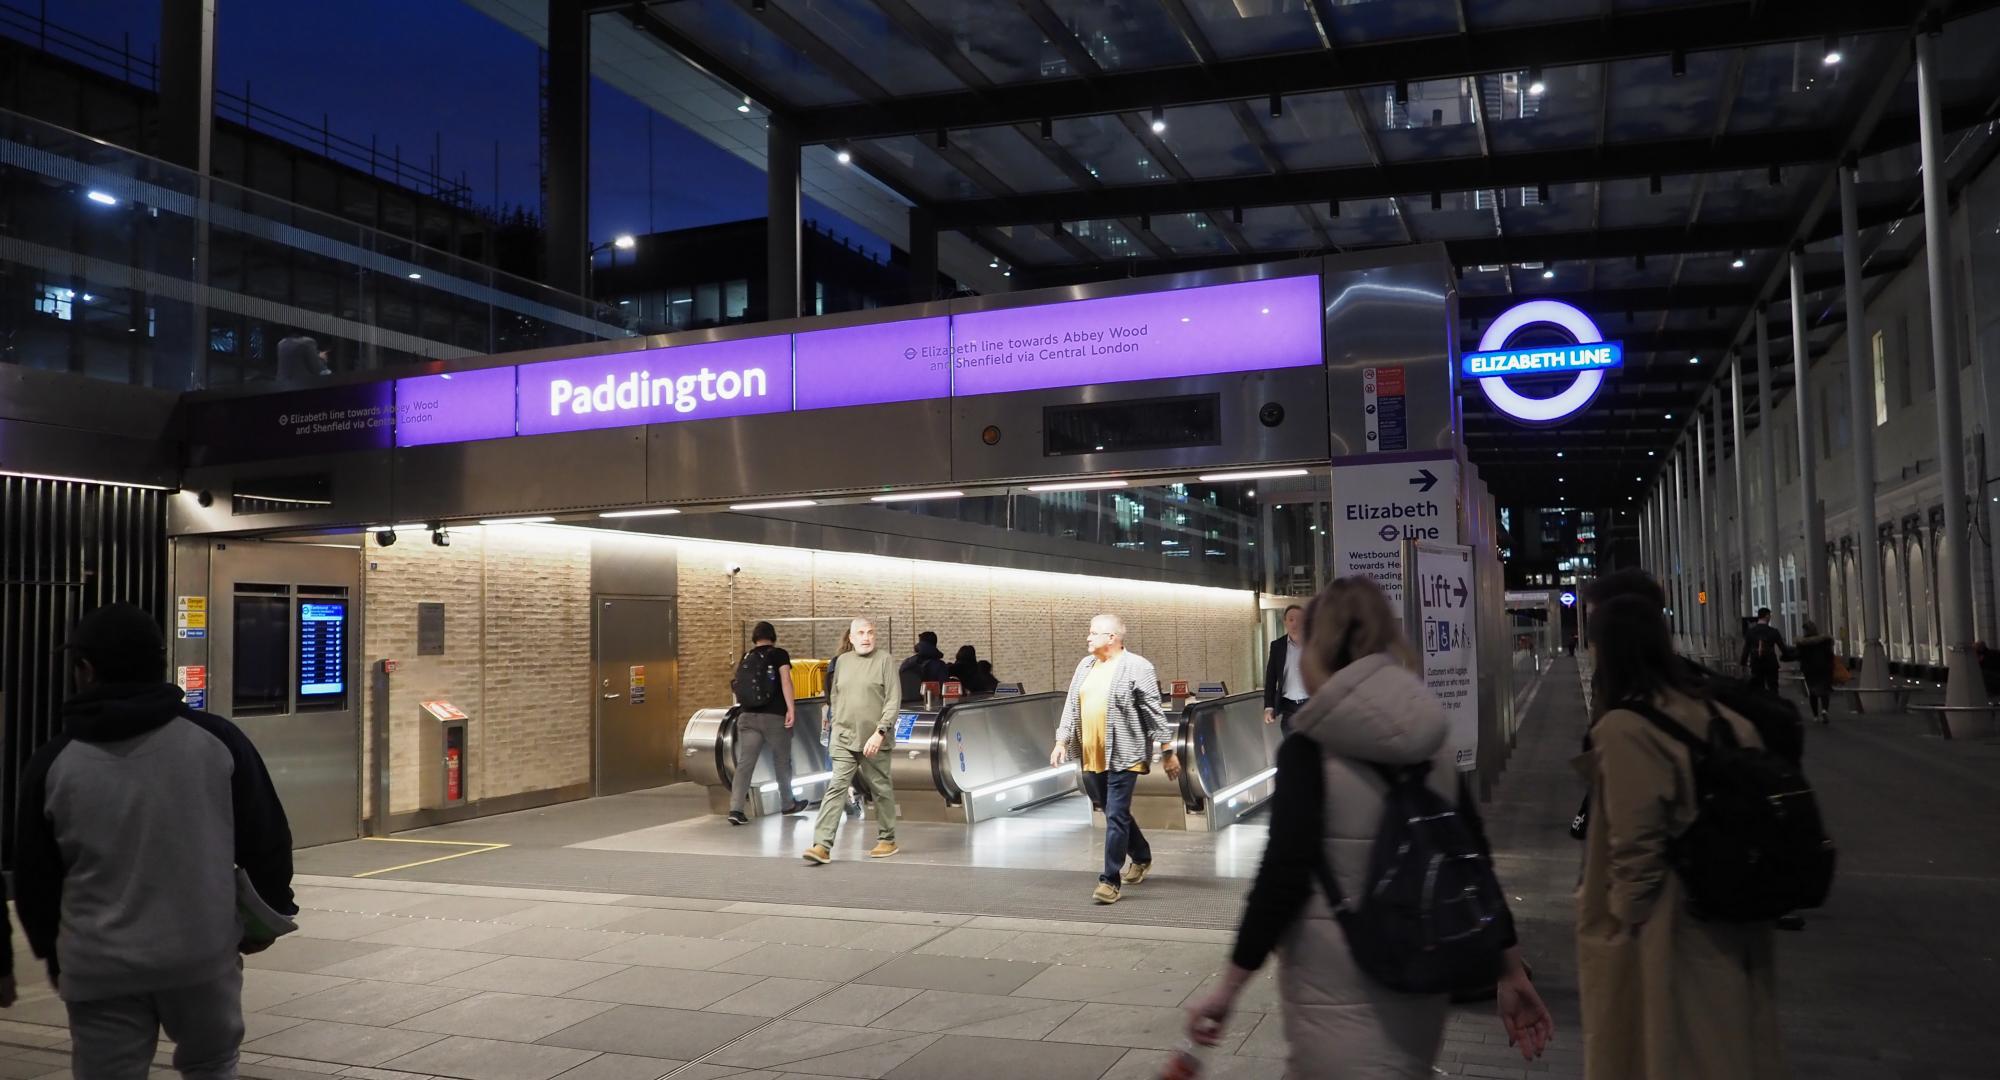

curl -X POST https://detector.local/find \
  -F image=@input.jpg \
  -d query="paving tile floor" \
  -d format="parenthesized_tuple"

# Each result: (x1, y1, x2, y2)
(3, 656, 1997, 1078)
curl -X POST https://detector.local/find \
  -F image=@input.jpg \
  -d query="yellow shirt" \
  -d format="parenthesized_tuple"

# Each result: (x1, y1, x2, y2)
(1078, 660, 1145, 773)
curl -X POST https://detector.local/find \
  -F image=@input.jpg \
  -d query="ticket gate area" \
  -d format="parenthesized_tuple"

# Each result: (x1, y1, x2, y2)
(681, 689, 1279, 831)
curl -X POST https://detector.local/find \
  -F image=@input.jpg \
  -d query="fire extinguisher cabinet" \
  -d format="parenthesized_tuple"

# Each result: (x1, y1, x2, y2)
(418, 701, 470, 809)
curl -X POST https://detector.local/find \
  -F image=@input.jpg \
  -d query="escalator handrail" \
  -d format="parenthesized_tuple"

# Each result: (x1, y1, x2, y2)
(933, 691, 1066, 802)
(1177, 690, 1268, 809)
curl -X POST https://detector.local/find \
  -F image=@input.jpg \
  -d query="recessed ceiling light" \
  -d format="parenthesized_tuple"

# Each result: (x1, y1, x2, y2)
(730, 499, 819, 511)
(478, 516, 554, 526)
(1665, 412, 1674, 419)
(86, 190, 118, 205)
(1197, 468, 1310, 482)
(599, 507, 683, 518)
(1542, 268, 1555, 279)
(1689, 357, 1701, 364)
(835, 148, 852, 165)
(407, 272, 422, 280)
(1027, 479, 1128, 492)
(1527, 66, 1545, 95)
(1822, 35, 1842, 65)
(870, 490, 966, 503)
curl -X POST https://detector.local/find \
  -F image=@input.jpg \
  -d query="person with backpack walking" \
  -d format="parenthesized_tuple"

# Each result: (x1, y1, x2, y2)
(1794, 620, 1837, 725)
(1740, 607, 1787, 693)
(1185, 578, 1552, 1077)
(728, 621, 806, 825)
(1576, 575, 1816, 1079)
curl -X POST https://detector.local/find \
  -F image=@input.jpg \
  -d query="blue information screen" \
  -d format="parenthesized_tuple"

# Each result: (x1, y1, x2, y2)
(298, 600, 347, 698)
(895, 713, 920, 742)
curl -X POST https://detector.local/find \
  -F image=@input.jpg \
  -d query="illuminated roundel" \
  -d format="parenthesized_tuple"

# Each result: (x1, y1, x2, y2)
(1560, 591, 1577, 608)
(1463, 300, 1623, 426)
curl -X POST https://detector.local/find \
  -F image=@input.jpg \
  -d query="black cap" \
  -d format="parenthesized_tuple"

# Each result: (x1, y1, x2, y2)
(61, 602, 165, 659)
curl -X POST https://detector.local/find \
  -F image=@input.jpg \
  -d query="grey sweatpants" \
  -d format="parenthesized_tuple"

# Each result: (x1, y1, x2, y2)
(66, 964, 244, 1079)
(729, 712, 797, 814)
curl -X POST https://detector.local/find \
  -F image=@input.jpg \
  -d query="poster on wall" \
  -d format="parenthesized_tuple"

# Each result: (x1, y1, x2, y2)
(1405, 541, 1479, 771)
(1329, 454, 1457, 610)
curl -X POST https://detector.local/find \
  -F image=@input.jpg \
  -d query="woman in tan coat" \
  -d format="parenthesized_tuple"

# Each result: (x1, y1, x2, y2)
(1576, 575, 1788, 1079)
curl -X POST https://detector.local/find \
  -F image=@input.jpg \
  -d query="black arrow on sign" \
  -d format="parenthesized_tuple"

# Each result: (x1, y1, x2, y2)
(1454, 577, 1469, 605)
(1410, 468, 1438, 493)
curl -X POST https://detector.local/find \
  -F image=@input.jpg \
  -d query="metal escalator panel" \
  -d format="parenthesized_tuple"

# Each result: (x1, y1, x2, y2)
(934, 693, 1071, 823)
(1184, 691, 1282, 830)
(681, 699, 834, 815)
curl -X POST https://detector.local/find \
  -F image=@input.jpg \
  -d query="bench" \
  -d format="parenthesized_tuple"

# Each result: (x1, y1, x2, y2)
(1907, 704, 2000, 740)
(1828, 685, 1919, 714)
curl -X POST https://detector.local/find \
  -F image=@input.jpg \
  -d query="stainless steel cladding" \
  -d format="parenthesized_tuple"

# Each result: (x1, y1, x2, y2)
(1320, 247, 1460, 457)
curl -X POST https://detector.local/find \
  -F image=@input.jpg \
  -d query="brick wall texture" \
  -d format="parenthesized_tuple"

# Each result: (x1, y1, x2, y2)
(367, 527, 1255, 813)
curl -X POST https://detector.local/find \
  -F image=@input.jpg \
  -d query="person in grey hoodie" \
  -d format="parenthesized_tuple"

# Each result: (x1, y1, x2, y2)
(1186, 578, 1551, 1078)
(10, 603, 295, 1079)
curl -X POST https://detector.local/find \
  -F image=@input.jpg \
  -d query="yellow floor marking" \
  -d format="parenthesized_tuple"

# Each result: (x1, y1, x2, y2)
(351, 837, 510, 878)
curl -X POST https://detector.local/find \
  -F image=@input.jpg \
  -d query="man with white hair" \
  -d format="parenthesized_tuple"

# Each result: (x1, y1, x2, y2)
(1050, 614, 1181, 904)
(804, 618, 903, 864)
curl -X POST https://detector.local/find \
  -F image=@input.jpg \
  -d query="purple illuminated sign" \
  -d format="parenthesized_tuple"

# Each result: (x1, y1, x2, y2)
(396, 367, 516, 447)
(948, 275, 1322, 397)
(515, 335, 793, 436)
(794, 317, 951, 411)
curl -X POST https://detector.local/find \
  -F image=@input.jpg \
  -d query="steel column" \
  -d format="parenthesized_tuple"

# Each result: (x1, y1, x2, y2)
(1789, 251, 1829, 630)
(1839, 162, 1889, 690)
(1915, 31, 1982, 709)
(908, 206, 939, 304)
(1756, 309, 1784, 623)
(544, 0, 591, 297)
(1731, 354, 1751, 621)
(767, 117, 803, 320)
(1696, 404, 1714, 655)
(1712, 386, 1730, 651)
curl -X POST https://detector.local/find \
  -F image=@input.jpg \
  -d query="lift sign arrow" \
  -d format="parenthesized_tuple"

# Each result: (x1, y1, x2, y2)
(1454, 577, 1469, 606)
(1409, 468, 1439, 493)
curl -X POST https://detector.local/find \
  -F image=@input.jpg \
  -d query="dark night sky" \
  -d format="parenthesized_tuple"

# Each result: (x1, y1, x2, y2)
(51, 0, 887, 259)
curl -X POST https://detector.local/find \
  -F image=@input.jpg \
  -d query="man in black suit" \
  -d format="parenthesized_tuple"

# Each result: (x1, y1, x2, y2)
(1263, 604, 1309, 735)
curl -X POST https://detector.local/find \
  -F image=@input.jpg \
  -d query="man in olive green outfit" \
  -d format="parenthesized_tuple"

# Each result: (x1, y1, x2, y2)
(804, 618, 902, 863)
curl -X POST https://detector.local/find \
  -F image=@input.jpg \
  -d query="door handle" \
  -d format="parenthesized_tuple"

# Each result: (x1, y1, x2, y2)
(602, 693, 620, 700)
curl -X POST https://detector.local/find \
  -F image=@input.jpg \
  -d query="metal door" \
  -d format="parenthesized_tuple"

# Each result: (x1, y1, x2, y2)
(185, 540, 362, 848)
(594, 596, 679, 795)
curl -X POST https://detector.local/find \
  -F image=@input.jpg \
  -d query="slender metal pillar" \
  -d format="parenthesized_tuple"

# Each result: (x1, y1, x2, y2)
(1697, 404, 1716, 655)
(1673, 447, 1690, 646)
(1789, 251, 1829, 630)
(157, 0, 216, 389)
(907, 206, 940, 304)
(767, 117, 803, 320)
(1839, 162, 1889, 691)
(1756, 309, 1784, 622)
(544, 0, 591, 298)
(158, 0, 216, 173)
(1712, 387, 1731, 650)
(1731, 354, 1752, 621)
(1916, 32, 1982, 710)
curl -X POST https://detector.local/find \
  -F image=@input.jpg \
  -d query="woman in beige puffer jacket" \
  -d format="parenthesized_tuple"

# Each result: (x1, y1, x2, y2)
(1187, 577, 1552, 1077)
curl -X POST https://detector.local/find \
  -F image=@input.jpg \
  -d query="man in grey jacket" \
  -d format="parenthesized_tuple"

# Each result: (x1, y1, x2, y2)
(11, 603, 295, 1079)
(804, 617, 903, 864)
(1050, 614, 1181, 904)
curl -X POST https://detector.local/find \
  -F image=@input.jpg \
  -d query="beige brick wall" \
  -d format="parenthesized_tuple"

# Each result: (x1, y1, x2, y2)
(365, 527, 1256, 813)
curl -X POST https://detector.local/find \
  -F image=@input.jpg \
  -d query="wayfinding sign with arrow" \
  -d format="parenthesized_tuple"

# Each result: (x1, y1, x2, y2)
(1405, 540, 1481, 771)
(1329, 455, 1458, 610)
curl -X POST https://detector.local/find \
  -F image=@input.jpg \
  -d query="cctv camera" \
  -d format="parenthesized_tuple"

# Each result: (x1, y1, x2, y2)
(725, 563, 743, 576)
(375, 528, 397, 547)
(431, 527, 450, 548)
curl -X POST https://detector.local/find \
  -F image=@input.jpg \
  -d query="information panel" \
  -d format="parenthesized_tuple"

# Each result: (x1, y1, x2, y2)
(1405, 542, 1479, 771)
(298, 600, 348, 699)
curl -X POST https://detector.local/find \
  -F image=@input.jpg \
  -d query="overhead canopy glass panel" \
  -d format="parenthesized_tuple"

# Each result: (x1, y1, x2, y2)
(1372, 80, 1482, 163)
(1064, 218, 1145, 260)
(1237, 206, 1318, 250)
(984, 224, 1080, 265)
(779, 0, 967, 95)
(1587, 256, 1678, 291)
(1596, 175, 1698, 229)
(1497, 182, 1595, 234)
(1487, 65, 1605, 154)
(1321, 198, 1408, 246)
(1052, 114, 1173, 186)
(912, 0, 1076, 84)
(951, 124, 1080, 193)
(1469, 0, 1600, 24)
(857, 135, 987, 201)
(1322, 0, 1459, 44)
(1154, 103, 1280, 179)
(1148, 212, 1234, 256)
(1183, 0, 1328, 58)
(1604, 48, 1728, 140)
(1401, 193, 1500, 242)
(1043, 0, 1199, 70)
(1726, 38, 1880, 135)
(1261, 88, 1379, 171)
(1693, 168, 1802, 225)
(652, 0, 863, 106)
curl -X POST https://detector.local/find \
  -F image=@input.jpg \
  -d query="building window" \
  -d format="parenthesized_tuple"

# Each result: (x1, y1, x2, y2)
(694, 283, 720, 325)
(813, 280, 825, 317)
(724, 279, 749, 321)
(35, 285, 75, 321)
(1871, 330, 1890, 425)
(667, 286, 693, 330)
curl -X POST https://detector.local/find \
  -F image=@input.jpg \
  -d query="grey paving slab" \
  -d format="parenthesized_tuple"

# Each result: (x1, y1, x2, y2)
(380, 1036, 597, 1080)
(394, 992, 620, 1043)
(702, 1020, 916, 1072)
(293, 887, 436, 915)
(980, 932, 1157, 971)
(536, 1005, 761, 1060)
(577, 935, 764, 971)
(718, 917, 945, 954)
(591, 909, 764, 937)
(717, 904, 971, 928)
(490, 902, 644, 931)
(709, 944, 898, 983)
(1046, 1001, 1254, 1054)
(1234, 1011, 1288, 1060)
(358, 919, 523, 950)
(438, 956, 633, 997)
(241, 971, 356, 1013)
(246, 937, 390, 975)
(292, 911, 408, 943)
(757, 1032, 940, 1078)
(786, 986, 924, 1028)
(242, 1013, 311, 1043)
(852, 955, 1045, 996)
(868, 990, 1073, 1036)
(314, 946, 499, 985)
(550, 1053, 685, 1080)
(242, 1021, 446, 1069)
(703, 977, 841, 1017)
(605, 895, 734, 912)
(465, 926, 644, 961)
(908, 928, 1021, 959)
(881, 1035, 1125, 1080)
(392, 896, 546, 922)
(563, 967, 763, 1010)
(1182, 971, 1282, 1015)
(266, 980, 478, 1027)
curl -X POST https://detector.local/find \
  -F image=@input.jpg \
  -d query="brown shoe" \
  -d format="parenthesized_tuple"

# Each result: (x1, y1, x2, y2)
(1121, 861, 1151, 886)
(1092, 882, 1121, 904)
(803, 844, 831, 865)
(869, 841, 900, 859)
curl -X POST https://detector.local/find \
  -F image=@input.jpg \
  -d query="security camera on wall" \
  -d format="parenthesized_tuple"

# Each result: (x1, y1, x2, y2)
(431, 526, 450, 548)
(725, 563, 743, 576)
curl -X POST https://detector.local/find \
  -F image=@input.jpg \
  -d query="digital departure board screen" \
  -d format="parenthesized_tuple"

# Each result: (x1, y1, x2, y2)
(298, 600, 347, 699)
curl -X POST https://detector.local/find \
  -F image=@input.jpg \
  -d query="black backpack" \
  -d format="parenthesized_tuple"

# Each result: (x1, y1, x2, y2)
(1622, 699, 1836, 922)
(1314, 763, 1511, 995)
(1695, 664, 1805, 763)
(732, 646, 779, 709)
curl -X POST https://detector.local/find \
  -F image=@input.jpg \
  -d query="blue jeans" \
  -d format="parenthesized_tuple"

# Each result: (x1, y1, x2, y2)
(1081, 769, 1150, 886)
